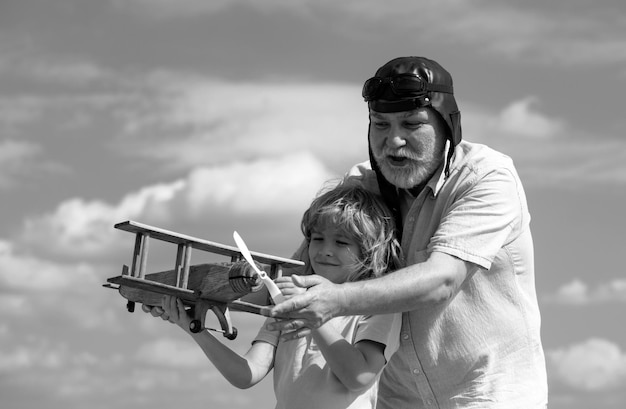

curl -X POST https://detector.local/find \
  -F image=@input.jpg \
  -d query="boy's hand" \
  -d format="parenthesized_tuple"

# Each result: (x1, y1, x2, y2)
(275, 276, 307, 299)
(161, 295, 193, 332)
(141, 303, 168, 320)
(141, 296, 193, 333)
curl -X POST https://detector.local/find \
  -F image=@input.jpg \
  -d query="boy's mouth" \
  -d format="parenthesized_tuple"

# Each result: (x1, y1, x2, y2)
(314, 260, 339, 267)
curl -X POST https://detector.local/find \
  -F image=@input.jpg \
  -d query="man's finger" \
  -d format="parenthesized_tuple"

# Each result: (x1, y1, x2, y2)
(269, 293, 311, 317)
(268, 300, 294, 317)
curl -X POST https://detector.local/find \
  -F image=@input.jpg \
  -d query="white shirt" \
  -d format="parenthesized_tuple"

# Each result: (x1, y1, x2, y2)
(349, 141, 548, 409)
(254, 313, 401, 409)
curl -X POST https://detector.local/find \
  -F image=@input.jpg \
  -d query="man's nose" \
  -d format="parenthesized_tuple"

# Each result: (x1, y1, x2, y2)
(388, 135, 406, 149)
(386, 124, 407, 148)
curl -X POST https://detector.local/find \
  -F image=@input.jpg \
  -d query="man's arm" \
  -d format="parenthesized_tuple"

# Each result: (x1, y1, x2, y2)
(267, 251, 474, 338)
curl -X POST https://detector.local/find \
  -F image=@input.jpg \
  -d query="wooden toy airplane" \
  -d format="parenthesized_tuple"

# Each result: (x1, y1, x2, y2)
(103, 220, 304, 340)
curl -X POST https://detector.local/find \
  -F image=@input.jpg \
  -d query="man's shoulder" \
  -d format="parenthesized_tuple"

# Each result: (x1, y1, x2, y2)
(454, 141, 516, 173)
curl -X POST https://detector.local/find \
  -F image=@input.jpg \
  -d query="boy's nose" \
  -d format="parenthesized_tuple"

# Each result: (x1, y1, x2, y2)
(319, 244, 334, 256)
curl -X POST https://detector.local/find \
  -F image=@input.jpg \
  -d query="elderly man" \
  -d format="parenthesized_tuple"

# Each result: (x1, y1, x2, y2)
(268, 56, 548, 408)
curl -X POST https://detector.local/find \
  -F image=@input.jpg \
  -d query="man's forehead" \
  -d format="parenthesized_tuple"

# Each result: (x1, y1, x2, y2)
(369, 108, 430, 120)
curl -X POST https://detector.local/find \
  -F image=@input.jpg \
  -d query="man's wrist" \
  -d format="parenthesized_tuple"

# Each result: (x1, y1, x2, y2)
(334, 281, 353, 317)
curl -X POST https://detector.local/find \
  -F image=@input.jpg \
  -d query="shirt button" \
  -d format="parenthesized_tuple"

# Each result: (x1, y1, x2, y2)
(402, 333, 410, 340)
(426, 399, 433, 405)
(412, 369, 420, 375)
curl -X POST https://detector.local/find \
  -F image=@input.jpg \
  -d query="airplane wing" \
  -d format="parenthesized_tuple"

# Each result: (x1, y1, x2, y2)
(107, 275, 198, 303)
(115, 220, 303, 268)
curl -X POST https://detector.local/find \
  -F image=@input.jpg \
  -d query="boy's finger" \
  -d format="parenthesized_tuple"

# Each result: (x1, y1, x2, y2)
(280, 328, 311, 341)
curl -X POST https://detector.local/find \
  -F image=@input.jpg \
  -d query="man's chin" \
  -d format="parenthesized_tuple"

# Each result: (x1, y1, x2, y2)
(379, 165, 424, 189)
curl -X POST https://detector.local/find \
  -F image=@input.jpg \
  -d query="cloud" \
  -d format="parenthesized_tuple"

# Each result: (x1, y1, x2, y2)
(23, 60, 108, 85)
(115, 0, 626, 66)
(114, 0, 233, 18)
(0, 340, 86, 373)
(0, 238, 122, 331)
(136, 338, 207, 368)
(0, 140, 42, 187)
(116, 75, 365, 174)
(462, 97, 626, 187)
(464, 97, 564, 140)
(178, 152, 334, 215)
(492, 97, 564, 138)
(542, 279, 626, 305)
(0, 137, 70, 189)
(0, 52, 110, 86)
(119, 75, 626, 189)
(17, 180, 184, 258)
(0, 98, 43, 129)
(0, 240, 99, 293)
(547, 338, 626, 391)
(347, 1, 626, 65)
(0, 345, 59, 373)
(18, 153, 334, 259)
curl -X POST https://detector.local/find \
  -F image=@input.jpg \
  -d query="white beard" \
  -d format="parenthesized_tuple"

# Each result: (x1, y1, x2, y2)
(378, 162, 429, 189)
(373, 139, 448, 190)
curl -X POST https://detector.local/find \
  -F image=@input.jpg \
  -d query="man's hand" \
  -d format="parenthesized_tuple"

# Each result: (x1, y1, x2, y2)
(265, 274, 346, 340)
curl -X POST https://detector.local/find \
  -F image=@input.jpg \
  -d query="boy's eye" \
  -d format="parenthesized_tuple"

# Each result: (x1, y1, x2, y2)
(336, 239, 352, 246)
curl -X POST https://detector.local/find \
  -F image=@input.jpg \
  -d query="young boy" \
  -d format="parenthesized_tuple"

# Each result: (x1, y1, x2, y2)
(157, 181, 402, 409)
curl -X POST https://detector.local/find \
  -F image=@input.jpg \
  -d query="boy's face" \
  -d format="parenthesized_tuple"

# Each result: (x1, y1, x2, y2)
(308, 224, 362, 283)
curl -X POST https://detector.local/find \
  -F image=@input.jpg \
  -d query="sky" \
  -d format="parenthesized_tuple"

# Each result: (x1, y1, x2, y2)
(1, 0, 625, 408)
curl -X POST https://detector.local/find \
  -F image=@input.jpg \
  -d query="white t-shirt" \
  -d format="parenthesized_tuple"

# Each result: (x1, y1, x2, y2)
(254, 313, 401, 409)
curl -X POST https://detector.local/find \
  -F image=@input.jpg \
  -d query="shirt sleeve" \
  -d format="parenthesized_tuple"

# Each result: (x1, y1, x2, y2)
(430, 164, 529, 270)
(354, 313, 402, 363)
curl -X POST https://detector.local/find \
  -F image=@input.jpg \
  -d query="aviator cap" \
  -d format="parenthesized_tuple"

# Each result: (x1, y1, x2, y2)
(363, 56, 461, 146)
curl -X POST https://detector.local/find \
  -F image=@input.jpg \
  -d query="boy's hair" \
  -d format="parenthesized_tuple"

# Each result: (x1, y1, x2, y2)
(300, 180, 402, 282)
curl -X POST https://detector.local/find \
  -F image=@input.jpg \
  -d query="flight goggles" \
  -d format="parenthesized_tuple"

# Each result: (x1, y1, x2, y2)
(362, 74, 454, 101)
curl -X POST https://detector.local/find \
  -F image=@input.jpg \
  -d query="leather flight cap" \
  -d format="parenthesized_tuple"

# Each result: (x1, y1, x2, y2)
(364, 56, 462, 146)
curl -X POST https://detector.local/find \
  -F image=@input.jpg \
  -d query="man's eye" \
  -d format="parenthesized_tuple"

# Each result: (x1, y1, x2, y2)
(405, 122, 422, 129)
(373, 122, 388, 129)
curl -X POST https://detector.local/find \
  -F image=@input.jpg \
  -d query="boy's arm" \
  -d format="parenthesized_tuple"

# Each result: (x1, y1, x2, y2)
(162, 296, 275, 389)
(190, 330, 275, 389)
(311, 323, 387, 392)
